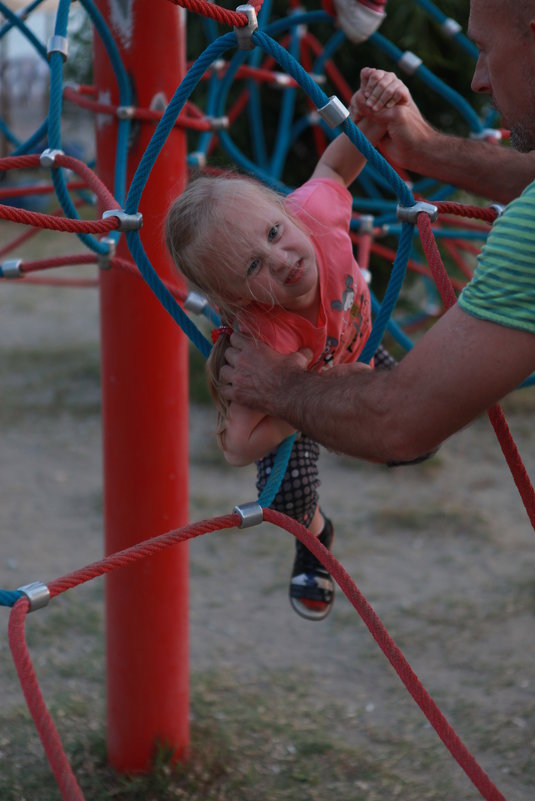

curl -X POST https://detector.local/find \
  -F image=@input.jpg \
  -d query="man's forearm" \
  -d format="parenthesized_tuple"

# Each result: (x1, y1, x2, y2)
(257, 363, 421, 463)
(404, 132, 534, 204)
(223, 308, 535, 464)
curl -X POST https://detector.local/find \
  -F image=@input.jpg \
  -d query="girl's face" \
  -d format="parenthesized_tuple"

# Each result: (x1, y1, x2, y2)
(221, 189, 319, 314)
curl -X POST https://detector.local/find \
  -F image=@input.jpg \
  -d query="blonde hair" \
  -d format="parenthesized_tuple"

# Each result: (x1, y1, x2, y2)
(165, 172, 294, 319)
(165, 172, 304, 438)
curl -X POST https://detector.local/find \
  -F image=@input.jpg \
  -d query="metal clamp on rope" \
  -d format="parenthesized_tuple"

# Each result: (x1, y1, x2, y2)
(489, 203, 505, 218)
(234, 502, 264, 528)
(63, 80, 80, 93)
(184, 290, 209, 315)
(441, 17, 462, 37)
(188, 151, 207, 169)
(117, 105, 136, 120)
(469, 128, 502, 142)
(317, 96, 349, 128)
(210, 58, 227, 75)
(234, 4, 258, 50)
(396, 201, 439, 224)
(273, 72, 292, 87)
(17, 581, 50, 612)
(40, 148, 64, 168)
(47, 35, 69, 61)
(1, 259, 22, 278)
(102, 209, 143, 232)
(358, 214, 375, 235)
(398, 51, 422, 75)
(98, 236, 116, 270)
(209, 115, 229, 131)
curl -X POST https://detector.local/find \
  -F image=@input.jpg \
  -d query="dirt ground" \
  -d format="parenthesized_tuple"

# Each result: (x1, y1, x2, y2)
(1, 222, 535, 800)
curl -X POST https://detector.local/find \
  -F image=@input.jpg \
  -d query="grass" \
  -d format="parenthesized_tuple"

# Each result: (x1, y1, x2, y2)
(0, 340, 212, 425)
(0, 345, 101, 422)
(368, 502, 487, 536)
(1, 665, 505, 801)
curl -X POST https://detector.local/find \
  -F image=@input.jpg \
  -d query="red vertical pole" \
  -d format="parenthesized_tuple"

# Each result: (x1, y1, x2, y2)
(93, 2, 189, 772)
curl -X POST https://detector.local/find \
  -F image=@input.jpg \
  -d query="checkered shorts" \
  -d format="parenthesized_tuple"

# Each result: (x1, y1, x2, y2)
(256, 435, 320, 527)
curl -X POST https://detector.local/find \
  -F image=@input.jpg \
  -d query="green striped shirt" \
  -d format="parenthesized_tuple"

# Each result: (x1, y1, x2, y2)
(458, 179, 535, 334)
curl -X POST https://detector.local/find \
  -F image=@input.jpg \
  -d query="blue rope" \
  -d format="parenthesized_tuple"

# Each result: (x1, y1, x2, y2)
(12, 120, 48, 156)
(359, 222, 414, 363)
(45, 0, 107, 253)
(0, 589, 23, 607)
(268, 24, 300, 180)
(411, 0, 479, 59)
(257, 433, 297, 508)
(80, 0, 132, 208)
(0, 1, 47, 59)
(370, 31, 484, 134)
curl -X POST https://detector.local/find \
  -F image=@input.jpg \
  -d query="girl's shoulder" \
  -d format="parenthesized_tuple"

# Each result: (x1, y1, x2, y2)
(288, 177, 350, 209)
(287, 178, 353, 230)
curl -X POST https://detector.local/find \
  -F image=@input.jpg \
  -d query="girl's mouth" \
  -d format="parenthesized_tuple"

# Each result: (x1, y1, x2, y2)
(285, 260, 304, 285)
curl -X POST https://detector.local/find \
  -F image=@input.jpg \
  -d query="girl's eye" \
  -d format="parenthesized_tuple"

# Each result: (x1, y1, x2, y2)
(247, 258, 261, 276)
(268, 224, 279, 242)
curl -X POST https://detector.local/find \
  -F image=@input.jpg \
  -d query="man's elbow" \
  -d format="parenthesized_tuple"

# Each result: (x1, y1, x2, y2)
(375, 425, 442, 465)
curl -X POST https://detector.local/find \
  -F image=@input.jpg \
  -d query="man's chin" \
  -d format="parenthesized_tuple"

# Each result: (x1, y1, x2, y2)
(509, 127, 535, 153)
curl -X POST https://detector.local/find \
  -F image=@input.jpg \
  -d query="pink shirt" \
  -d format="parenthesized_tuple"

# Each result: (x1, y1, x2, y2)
(238, 178, 372, 370)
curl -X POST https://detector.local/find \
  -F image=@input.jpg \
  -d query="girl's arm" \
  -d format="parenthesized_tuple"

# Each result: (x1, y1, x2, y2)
(311, 69, 410, 188)
(220, 402, 297, 466)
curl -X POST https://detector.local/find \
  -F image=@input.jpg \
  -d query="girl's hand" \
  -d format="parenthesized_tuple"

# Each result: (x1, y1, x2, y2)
(350, 67, 411, 121)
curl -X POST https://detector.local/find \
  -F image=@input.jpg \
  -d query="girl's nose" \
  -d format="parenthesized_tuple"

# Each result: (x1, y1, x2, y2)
(270, 251, 289, 274)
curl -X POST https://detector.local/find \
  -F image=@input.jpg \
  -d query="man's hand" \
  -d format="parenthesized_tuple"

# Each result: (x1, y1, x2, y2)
(220, 333, 312, 415)
(353, 67, 436, 169)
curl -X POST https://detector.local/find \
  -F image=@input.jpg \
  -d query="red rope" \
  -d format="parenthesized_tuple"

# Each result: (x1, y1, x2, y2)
(8, 599, 85, 801)
(0, 204, 117, 233)
(418, 212, 535, 530)
(20, 254, 97, 273)
(63, 86, 213, 132)
(417, 213, 458, 308)
(0, 154, 38, 171)
(167, 0, 262, 26)
(265, 510, 508, 801)
(0, 153, 118, 212)
(20, 277, 99, 287)
(0, 198, 91, 260)
(0, 181, 87, 200)
(8, 510, 509, 801)
(0, 222, 40, 259)
(434, 201, 498, 224)
(487, 405, 535, 530)
(47, 514, 239, 598)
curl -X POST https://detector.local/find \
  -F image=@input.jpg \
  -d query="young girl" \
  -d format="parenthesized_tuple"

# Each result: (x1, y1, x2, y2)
(166, 71, 409, 621)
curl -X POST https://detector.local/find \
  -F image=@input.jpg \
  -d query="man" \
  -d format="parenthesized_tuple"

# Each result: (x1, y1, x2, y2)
(220, 0, 535, 464)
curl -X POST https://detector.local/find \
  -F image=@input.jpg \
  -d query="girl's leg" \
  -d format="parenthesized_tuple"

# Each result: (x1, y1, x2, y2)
(256, 436, 335, 621)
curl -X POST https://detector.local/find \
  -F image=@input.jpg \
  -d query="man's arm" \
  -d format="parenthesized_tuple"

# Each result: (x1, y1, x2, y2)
(220, 305, 535, 463)
(354, 68, 535, 204)
(389, 127, 535, 205)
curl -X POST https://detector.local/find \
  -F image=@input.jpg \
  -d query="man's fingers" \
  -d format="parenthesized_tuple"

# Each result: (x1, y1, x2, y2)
(229, 331, 251, 349)
(223, 346, 238, 366)
(219, 364, 233, 386)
